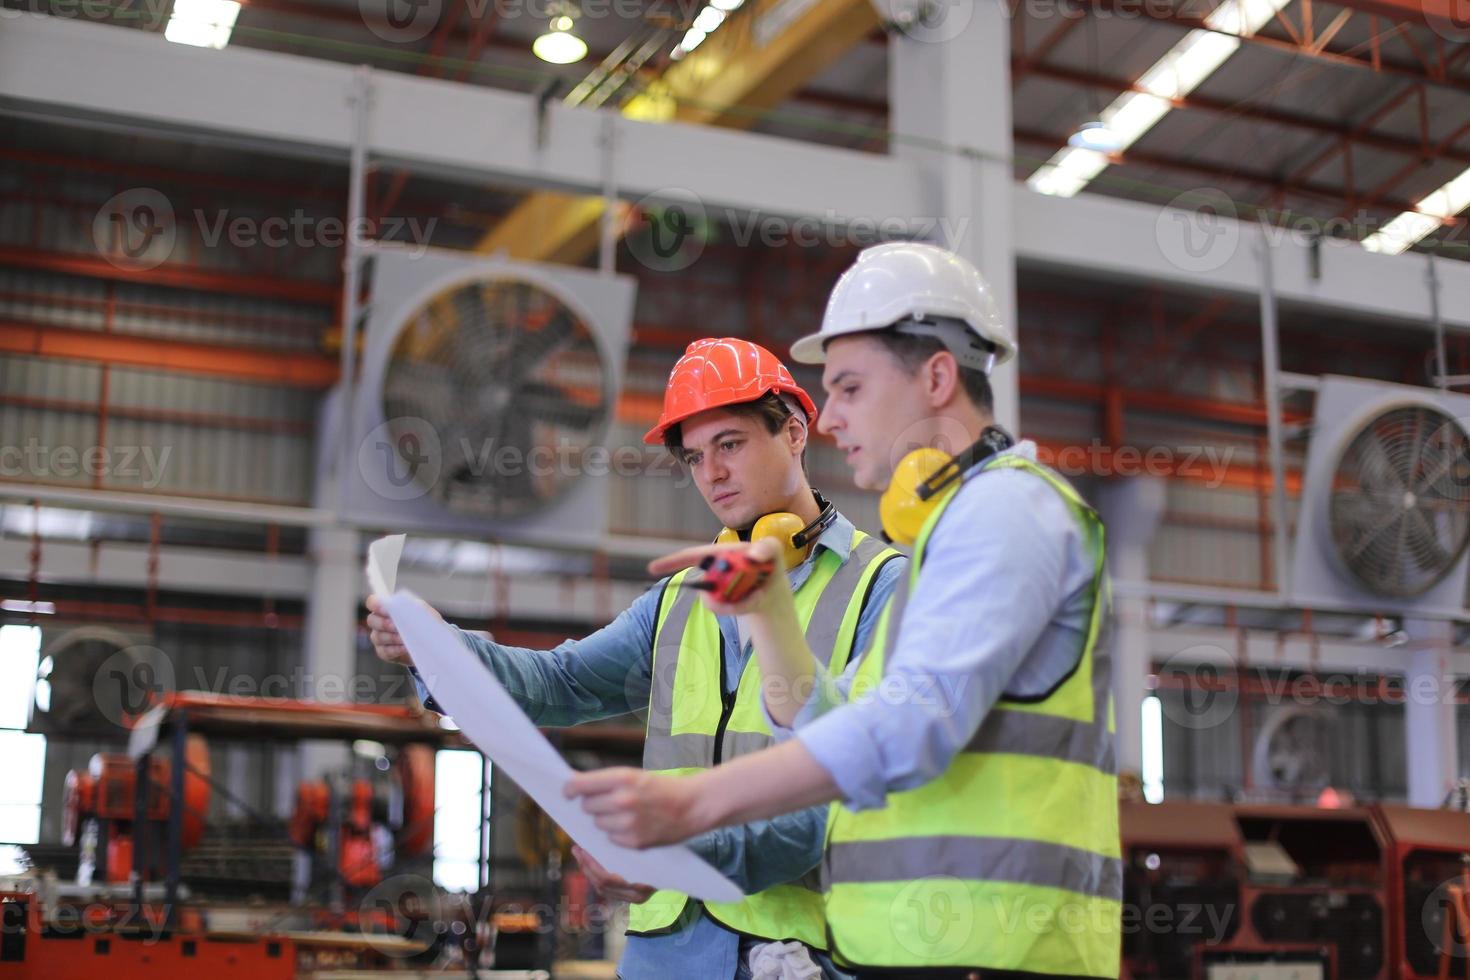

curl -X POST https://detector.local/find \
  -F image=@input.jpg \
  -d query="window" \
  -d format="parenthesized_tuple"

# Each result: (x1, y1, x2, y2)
(433, 749, 488, 892)
(1142, 694, 1164, 804)
(0, 626, 45, 875)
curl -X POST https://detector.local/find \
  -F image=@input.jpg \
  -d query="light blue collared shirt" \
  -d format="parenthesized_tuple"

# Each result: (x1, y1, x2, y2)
(411, 510, 905, 978)
(775, 441, 1100, 812)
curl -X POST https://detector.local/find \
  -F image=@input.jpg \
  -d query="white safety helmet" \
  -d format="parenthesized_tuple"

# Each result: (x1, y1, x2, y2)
(789, 242, 1017, 371)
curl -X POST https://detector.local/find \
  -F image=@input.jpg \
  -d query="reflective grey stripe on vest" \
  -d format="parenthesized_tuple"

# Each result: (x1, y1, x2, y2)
(826, 837, 1123, 901)
(805, 535, 894, 668)
(965, 708, 1115, 773)
(720, 728, 776, 762)
(966, 601, 1117, 774)
(644, 581, 703, 768)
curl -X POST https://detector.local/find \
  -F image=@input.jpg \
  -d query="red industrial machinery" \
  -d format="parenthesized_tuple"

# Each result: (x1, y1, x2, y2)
(286, 741, 437, 891)
(3, 693, 484, 978)
(1121, 800, 1470, 980)
(7, 690, 640, 978)
(61, 733, 212, 885)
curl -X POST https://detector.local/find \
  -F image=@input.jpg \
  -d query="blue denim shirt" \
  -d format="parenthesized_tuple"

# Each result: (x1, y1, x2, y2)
(411, 511, 905, 979)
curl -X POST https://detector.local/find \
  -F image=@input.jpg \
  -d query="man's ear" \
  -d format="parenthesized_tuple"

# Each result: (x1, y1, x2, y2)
(786, 415, 808, 457)
(924, 350, 961, 409)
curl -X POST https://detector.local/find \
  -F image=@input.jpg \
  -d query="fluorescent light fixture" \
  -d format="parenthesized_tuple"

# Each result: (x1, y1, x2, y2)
(532, 28, 588, 64)
(1101, 92, 1172, 147)
(1029, 146, 1110, 198)
(164, 0, 241, 49)
(710, 0, 744, 9)
(681, 27, 708, 52)
(0, 600, 54, 615)
(670, 44, 688, 59)
(1361, 165, 1470, 254)
(1139, 31, 1240, 98)
(1142, 695, 1164, 804)
(1026, 0, 1289, 198)
(693, 5, 726, 32)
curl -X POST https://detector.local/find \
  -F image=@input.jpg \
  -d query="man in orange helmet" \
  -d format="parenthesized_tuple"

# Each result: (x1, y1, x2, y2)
(367, 337, 904, 979)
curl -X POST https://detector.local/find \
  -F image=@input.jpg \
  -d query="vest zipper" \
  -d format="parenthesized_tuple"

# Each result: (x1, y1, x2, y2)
(711, 634, 736, 766)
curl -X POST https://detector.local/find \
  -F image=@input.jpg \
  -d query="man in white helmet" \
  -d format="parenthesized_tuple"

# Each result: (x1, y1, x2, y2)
(568, 242, 1122, 979)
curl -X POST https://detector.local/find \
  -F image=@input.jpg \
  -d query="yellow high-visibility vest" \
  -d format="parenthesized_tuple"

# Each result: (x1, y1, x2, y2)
(629, 531, 900, 947)
(824, 455, 1121, 976)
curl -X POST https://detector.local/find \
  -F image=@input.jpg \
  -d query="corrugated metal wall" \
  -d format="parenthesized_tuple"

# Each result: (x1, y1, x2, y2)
(1159, 686, 1413, 803)
(0, 267, 321, 504)
(0, 165, 340, 284)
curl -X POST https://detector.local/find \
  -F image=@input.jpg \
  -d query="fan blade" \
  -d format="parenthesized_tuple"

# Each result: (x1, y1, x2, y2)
(516, 381, 605, 431)
(1413, 444, 1470, 501)
(1405, 407, 1427, 489)
(1352, 431, 1407, 494)
(383, 362, 460, 426)
(1340, 505, 1403, 567)
(508, 312, 579, 378)
(1404, 505, 1454, 576)
(1332, 489, 1398, 535)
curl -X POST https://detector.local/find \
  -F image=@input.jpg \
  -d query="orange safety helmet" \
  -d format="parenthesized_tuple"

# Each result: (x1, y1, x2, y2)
(643, 338, 819, 445)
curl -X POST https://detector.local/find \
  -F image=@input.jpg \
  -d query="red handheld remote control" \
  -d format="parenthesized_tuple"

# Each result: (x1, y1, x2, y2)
(686, 553, 776, 604)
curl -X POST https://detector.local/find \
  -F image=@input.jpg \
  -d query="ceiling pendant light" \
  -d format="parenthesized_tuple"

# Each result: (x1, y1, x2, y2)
(533, 14, 587, 65)
(1067, 120, 1119, 154)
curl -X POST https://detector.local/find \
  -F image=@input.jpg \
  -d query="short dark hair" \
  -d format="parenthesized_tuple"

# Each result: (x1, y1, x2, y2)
(663, 391, 801, 461)
(869, 330, 994, 414)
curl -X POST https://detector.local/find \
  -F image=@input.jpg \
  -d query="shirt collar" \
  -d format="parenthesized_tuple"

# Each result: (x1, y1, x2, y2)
(783, 505, 856, 586)
(811, 507, 857, 563)
(784, 507, 855, 591)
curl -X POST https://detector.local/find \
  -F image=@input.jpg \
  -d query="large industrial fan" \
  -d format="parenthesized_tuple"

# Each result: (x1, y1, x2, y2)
(1290, 376, 1470, 617)
(324, 245, 636, 542)
(1250, 705, 1334, 799)
(29, 625, 162, 737)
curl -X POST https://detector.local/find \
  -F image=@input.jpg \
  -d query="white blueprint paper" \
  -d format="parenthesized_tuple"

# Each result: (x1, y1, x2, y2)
(377, 577, 743, 903)
(366, 533, 406, 597)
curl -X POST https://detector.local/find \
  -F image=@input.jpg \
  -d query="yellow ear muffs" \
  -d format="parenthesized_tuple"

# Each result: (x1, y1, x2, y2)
(880, 428, 1018, 546)
(880, 447, 955, 547)
(751, 512, 810, 570)
(717, 512, 810, 570)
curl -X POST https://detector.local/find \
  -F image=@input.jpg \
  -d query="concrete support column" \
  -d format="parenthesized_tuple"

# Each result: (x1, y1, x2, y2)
(1404, 618, 1458, 808)
(301, 524, 359, 779)
(1094, 477, 1168, 779)
(888, 0, 1019, 431)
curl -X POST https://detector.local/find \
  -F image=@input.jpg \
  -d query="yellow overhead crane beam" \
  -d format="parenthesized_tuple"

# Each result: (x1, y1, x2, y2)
(475, 0, 881, 264)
